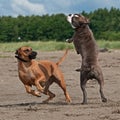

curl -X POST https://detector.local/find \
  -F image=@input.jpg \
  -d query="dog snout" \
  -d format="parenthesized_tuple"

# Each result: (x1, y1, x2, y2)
(32, 51, 37, 56)
(29, 51, 37, 59)
(67, 14, 72, 23)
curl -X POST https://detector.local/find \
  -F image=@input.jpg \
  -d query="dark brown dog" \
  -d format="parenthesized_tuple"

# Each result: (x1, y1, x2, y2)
(15, 46, 71, 103)
(67, 14, 107, 104)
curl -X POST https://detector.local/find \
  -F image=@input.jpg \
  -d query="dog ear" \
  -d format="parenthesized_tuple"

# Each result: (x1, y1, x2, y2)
(79, 14, 90, 24)
(15, 50, 18, 54)
(84, 17, 90, 24)
(15, 47, 21, 54)
(79, 17, 90, 25)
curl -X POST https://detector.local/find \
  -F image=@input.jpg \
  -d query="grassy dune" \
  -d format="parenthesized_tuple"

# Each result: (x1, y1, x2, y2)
(97, 40, 120, 49)
(0, 41, 73, 52)
(0, 40, 120, 52)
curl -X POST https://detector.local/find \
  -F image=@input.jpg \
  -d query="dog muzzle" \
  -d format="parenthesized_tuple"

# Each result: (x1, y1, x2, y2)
(29, 51, 37, 59)
(67, 14, 76, 29)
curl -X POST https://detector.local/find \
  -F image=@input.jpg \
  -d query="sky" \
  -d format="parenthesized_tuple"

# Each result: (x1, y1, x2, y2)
(0, 0, 120, 17)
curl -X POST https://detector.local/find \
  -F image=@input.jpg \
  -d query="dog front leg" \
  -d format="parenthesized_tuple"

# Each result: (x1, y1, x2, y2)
(35, 78, 44, 93)
(25, 85, 41, 97)
(42, 79, 56, 103)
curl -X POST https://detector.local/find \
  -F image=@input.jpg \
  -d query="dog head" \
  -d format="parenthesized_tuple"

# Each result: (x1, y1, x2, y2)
(15, 46, 37, 62)
(67, 14, 89, 29)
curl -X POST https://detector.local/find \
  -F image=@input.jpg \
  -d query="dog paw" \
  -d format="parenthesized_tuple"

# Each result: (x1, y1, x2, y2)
(75, 68, 81, 72)
(38, 87, 44, 93)
(66, 39, 72, 43)
(66, 39, 70, 43)
(41, 88, 45, 93)
(42, 100, 49, 104)
(35, 91, 41, 97)
(102, 98, 107, 102)
(66, 98, 72, 103)
(66, 39, 69, 42)
(81, 101, 87, 105)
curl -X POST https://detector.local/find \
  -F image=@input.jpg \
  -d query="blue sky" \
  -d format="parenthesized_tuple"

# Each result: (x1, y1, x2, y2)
(0, 0, 120, 17)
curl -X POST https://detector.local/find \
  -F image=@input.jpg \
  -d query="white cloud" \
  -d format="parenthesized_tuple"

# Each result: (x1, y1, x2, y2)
(0, 0, 120, 16)
(106, 0, 120, 8)
(11, 0, 46, 16)
(50, 0, 71, 7)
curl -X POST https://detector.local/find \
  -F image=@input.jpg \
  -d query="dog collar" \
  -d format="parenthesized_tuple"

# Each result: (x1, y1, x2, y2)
(15, 55, 28, 62)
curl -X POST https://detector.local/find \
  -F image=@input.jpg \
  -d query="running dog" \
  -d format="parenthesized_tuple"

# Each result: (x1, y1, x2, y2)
(15, 46, 71, 103)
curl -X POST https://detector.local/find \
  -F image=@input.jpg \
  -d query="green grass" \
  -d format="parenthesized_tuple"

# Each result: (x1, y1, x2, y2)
(0, 40, 119, 52)
(97, 40, 120, 49)
(0, 41, 74, 52)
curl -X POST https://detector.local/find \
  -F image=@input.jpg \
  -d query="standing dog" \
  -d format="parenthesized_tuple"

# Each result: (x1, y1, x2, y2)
(67, 14, 107, 104)
(15, 46, 71, 103)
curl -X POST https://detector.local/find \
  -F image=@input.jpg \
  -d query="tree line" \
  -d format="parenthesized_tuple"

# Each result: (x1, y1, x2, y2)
(0, 7, 120, 42)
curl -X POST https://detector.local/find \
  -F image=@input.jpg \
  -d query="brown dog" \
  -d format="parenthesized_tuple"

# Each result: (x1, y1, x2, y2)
(67, 14, 107, 104)
(15, 46, 71, 103)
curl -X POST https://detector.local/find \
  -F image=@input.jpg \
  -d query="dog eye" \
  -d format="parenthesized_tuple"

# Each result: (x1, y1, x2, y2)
(24, 49, 29, 52)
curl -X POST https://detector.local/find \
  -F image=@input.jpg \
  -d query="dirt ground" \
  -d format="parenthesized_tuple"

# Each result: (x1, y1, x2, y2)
(0, 49, 120, 120)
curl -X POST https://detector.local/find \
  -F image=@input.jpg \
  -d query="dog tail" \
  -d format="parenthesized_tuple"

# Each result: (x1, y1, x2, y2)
(56, 49, 69, 66)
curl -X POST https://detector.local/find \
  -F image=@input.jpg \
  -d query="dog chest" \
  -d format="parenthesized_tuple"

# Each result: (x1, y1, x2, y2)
(18, 67, 40, 85)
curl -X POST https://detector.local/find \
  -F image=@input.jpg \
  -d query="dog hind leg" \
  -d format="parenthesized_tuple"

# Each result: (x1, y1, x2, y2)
(56, 78, 71, 103)
(42, 78, 56, 103)
(94, 67, 107, 102)
(80, 72, 88, 104)
(50, 74, 71, 103)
